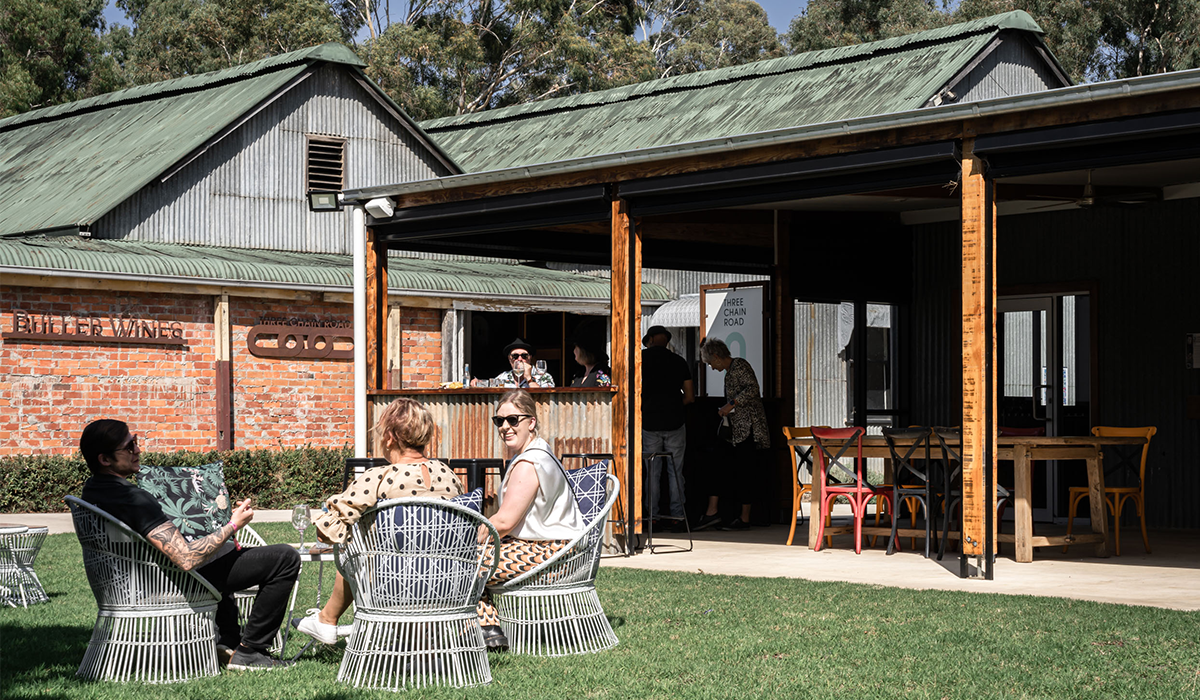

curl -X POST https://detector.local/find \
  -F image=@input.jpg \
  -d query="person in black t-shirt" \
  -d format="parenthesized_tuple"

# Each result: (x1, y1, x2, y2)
(78, 419, 300, 671)
(641, 326, 694, 523)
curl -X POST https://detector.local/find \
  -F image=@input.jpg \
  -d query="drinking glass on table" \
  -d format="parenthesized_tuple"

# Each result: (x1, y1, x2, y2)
(291, 504, 312, 554)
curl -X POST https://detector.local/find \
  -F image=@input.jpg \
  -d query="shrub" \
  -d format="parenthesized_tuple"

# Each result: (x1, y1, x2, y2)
(0, 446, 353, 512)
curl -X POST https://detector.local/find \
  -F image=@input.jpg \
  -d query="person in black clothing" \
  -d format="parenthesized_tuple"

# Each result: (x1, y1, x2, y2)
(78, 419, 300, 671)
(641, 326, 694, 523)
(569, 325, 611, 387)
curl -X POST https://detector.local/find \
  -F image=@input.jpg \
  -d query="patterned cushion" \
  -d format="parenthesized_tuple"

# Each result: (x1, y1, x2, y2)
(566, 461, 610, 525)
(449, 488, 483, 513)
(136, 463, 230, 539)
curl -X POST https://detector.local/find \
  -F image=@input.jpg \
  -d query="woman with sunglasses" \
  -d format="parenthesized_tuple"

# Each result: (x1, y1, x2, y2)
(476, 389, 584, 650)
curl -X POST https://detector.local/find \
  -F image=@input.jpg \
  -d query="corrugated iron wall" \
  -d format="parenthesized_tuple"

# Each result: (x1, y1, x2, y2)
(794, 301, 846, 430)
(907, 198, 1200, 528)
(549, 263, 767, 298)
(953, 36, 1063, 103)
(96, 65, 450, 253)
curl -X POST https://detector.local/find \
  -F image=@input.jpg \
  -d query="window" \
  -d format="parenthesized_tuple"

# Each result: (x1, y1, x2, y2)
(305, 135, 346, 193)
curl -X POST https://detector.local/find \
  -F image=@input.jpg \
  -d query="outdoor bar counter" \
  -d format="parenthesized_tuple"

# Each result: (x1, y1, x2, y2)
(368, 387, 615, 460)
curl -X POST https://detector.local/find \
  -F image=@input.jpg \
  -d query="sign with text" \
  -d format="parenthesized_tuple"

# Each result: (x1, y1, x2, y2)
(246, 324, 353, 360)
(2, 310, 186, 345)
(700, 283, 766, 397)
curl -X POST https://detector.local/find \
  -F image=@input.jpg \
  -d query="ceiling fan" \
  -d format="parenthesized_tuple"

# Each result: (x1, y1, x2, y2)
(999, 171, 1162, 211)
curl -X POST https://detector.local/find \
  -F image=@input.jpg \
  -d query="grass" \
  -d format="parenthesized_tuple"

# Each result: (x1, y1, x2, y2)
(3, 523, 1199, 699)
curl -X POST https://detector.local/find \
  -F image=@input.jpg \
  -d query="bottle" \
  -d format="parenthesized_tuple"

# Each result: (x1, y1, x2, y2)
(463, 363, 471, 384)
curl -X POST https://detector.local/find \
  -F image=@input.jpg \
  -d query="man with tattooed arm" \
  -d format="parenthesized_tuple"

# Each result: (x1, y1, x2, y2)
(79, 419, 300, 670)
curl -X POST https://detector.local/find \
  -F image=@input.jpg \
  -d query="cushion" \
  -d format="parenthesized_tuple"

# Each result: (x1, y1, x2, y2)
(135, 462, 230, 539)
(566, 461, 610, 525)
(449, 487, 483, 513)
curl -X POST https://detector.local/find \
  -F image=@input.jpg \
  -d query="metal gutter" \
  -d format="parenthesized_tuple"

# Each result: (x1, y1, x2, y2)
(343, 68, 1200, 204)
(0, 265, 665, 307)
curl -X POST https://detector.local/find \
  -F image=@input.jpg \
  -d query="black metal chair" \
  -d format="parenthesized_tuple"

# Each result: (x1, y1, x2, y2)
(882, 427, 936, 557)
(932, 428, 1012, 561)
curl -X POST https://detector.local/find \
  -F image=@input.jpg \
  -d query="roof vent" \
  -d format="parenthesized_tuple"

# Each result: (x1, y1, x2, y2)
(306, 135, 346, 192)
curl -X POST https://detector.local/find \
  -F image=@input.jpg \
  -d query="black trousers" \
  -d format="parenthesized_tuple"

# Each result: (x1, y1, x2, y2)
(199, 543, 301, 653)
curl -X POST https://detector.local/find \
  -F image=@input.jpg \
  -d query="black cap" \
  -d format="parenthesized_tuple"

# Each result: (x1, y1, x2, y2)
(642, 325, 671, 346)
(503, 338, 535, 356)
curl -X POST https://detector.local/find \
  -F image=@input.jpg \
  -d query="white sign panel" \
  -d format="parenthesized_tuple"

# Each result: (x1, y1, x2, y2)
(702, 286, 764, 397)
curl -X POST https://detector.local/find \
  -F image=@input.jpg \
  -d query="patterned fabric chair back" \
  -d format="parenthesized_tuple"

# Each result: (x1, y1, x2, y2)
(343, 495, 496, 615)
(566, 461, 610, 526)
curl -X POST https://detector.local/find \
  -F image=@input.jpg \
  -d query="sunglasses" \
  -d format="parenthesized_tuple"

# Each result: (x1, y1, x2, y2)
(113, 434, 139, 454)
(491, 414, 532, 428)
(509, 352, 531, 360)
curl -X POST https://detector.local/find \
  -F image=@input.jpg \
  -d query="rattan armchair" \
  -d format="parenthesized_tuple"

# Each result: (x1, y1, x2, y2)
(0, 525, 49, 607)
(490, 464, 620, 656)
(335, 497, 500, 691)
(66, 496, 221, 683)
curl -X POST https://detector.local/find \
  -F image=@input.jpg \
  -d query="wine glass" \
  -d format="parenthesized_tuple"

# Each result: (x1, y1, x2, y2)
(291, 504, 312, 555)
(535, 360, 547, 375)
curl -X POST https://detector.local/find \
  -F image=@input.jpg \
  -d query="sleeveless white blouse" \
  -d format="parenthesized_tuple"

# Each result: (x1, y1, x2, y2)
(500, 436, 585, 540)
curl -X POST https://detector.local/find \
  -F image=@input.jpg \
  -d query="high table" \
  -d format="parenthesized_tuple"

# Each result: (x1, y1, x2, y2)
(785, 434, 1147, 563)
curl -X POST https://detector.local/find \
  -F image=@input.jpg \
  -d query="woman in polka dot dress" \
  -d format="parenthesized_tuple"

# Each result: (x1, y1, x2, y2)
(292, 398, 464, 645)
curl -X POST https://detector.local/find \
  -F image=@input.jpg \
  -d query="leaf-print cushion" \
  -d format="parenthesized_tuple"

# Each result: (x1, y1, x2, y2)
(136, 463, 231, 539)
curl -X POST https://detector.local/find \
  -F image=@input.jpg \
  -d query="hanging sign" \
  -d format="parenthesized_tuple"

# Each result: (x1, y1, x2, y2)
(246, 324, 353, 359)
(2, 310, 186, 346)
(700, 283, 767, 397)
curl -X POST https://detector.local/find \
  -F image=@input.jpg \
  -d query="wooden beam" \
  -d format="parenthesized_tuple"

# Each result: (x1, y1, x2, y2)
(213, 293, 232, 451)
(365, 230, 386, 393)
(773, 211, 796, 524)
(959, 138, 997, 566)
(610, 198, 642, 551)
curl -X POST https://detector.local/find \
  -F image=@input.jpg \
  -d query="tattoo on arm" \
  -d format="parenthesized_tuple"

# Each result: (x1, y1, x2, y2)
(147, 522, 232, 571)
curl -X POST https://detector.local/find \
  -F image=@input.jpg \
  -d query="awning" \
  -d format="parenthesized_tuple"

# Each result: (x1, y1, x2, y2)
(649, 294, 699, 327)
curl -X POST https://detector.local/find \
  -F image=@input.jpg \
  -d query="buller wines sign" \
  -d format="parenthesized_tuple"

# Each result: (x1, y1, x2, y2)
(2, 310, 186, 346)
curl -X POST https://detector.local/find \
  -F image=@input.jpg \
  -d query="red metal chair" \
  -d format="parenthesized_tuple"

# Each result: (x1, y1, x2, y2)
(811, 427, 893, 554)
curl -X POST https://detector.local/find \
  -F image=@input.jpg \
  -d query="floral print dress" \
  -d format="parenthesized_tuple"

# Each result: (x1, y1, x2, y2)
(725, 357, 770, 450)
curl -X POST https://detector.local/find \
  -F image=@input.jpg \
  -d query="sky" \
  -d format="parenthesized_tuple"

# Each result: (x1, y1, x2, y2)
(102, 0, 809, 36)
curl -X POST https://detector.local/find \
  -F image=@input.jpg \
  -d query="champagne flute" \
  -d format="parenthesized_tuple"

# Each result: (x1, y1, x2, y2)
(291, 504, 312, 555)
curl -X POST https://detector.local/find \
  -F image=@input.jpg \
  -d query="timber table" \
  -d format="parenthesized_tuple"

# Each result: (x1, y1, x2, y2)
(786, 435, 1147, 563)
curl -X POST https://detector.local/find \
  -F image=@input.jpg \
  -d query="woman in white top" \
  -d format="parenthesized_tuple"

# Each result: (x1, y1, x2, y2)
(477, 389, 584, 649)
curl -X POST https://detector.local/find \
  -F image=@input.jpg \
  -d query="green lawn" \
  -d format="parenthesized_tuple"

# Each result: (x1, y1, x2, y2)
(3, 523, 1198, 699)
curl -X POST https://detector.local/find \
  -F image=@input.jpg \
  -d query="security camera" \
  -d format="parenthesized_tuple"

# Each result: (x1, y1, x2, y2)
(365, 197, 394, 219)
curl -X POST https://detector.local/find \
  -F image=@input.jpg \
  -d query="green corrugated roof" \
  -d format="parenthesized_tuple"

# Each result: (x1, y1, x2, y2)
(0, 235, 672, 300)
(0, 43, 443, 237)
(421, 11, 1046, 172)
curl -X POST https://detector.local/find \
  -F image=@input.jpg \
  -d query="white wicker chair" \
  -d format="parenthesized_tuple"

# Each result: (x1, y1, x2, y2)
(0, 525, 49, 607)
(66, 496, 221, 683)
(335, 497, 499, 691)
(490, 466, 620, 657)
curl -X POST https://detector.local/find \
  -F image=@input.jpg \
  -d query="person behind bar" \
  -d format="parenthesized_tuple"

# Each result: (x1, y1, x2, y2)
(475, 389, 584, 650)
(569, 324, 611, 387)
(473, 338, 555, 388)
(294, 398, 464, 645)
(79, 420, 301, 671)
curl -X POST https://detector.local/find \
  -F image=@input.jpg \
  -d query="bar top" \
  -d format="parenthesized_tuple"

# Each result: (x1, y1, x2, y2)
(369, 387, 617, 396)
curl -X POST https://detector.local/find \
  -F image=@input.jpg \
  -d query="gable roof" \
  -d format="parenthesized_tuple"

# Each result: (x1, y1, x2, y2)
(421, 11, 1062, 172)
(0, 235, 672, 301)
(0, 43, 458, 237)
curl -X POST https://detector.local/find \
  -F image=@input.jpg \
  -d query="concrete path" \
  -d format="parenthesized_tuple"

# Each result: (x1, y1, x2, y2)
(11, 510, 1197, 611)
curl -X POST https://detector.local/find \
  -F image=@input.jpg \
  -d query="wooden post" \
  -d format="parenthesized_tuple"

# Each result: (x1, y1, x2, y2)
(774, 211, 795, 519)
(366, 230, 387, 394)
(611, 198, 642, 552)
(960, 138, 997, 573)
(213, 293, 232, 450)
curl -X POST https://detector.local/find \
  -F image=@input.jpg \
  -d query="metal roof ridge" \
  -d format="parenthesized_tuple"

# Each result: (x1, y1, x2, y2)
(346, 66, 1200, 203)
(0, 42, 359, 132)
(420, 11, 1038, 134)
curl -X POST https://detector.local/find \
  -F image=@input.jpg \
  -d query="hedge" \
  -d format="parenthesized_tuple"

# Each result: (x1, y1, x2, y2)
(0, 446, 352, 513)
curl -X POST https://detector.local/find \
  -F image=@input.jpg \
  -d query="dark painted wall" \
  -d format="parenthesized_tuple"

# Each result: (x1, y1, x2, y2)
(905, 198, 1200, 528)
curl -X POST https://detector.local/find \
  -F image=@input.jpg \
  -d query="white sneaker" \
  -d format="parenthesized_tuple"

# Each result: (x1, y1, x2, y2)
(293, 612, 339, 645)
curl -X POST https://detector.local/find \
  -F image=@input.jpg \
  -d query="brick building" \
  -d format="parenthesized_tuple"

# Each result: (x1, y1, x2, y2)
(0, 45, 667, 456)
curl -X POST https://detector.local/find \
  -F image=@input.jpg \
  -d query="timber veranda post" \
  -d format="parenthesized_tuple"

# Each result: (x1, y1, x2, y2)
(365, 227, 388, 457)
(960, 138, 998, 579)
(611, 197, 642, 553)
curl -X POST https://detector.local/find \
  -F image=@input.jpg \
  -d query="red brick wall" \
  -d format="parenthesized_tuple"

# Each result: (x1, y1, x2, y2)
(397, 307, 442, 389)
(0, 287, 216, 455)
(1, 286, 445, 456)
(229, 299, 354, 449)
